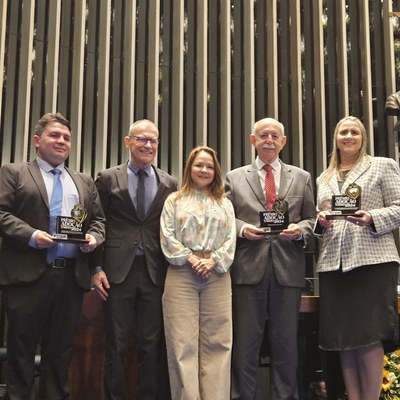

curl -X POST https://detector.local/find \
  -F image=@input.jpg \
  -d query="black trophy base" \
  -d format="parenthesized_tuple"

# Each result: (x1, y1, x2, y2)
(257, 228, 283, 235)
(326, 213, 358, 220)
(52, 236, 89, 244)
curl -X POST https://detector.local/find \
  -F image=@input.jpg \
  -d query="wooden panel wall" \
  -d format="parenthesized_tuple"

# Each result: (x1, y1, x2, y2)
(1, 0, 399, 182)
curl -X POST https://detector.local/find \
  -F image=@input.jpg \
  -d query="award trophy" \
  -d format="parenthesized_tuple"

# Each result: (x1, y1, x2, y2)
(258, 199, 289, 234)
(53, 204, 89, 243)
(326, 183, 362, 220)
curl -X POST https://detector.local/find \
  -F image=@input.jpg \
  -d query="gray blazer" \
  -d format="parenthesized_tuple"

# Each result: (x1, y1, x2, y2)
(0, 160, 106, 289)
(226, 159, 315, 287)
(95, 163, 178, 286)
(316, 156, 400, 273)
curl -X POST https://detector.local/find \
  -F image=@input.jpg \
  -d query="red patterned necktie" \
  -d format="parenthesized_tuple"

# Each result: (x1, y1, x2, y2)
(264, 164, 276, 210)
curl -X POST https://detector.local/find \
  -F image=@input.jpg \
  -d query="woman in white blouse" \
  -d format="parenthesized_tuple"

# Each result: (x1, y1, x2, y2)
(160, 146, 236, 400)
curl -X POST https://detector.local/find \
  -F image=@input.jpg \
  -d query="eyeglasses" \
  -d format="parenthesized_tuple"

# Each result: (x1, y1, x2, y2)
(131, 136, 160, 146)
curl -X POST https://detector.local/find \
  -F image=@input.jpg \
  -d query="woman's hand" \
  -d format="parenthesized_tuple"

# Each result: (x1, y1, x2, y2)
(192, 258, 216, 280)
(318, 211, 334, 230)
(346, 210, 372, 227)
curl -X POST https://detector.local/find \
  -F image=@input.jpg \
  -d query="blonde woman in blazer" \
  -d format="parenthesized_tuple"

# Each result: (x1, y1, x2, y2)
(316, 116, 400, 400)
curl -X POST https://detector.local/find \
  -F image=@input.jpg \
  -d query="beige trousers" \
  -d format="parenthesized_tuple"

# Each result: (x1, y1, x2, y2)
(162, 264, 232, 400)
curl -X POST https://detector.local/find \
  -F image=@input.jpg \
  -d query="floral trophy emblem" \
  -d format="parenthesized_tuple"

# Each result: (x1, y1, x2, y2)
(345, 183, 362, 200)
(273, 199, 288, 216)
(71, 204, 88, 224)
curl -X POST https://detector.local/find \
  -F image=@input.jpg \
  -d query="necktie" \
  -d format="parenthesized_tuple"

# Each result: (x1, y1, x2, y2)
(264, 164, 276, 210)
(47, 169, 63, 262)
(137, 170, 146, 220)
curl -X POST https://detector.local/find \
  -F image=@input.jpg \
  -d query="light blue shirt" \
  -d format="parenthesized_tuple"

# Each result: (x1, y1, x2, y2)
(29, 157, 80, 258)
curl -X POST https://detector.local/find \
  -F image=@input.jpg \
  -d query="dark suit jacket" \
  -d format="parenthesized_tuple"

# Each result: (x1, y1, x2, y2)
(225, 160, 315, 287)
(95, 163, 177, 286)
(0, 160, 106, 290)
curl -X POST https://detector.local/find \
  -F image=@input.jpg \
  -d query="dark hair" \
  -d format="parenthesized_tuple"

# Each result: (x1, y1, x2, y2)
(179, 146, 225, 201)
(34, 113, 71, 136)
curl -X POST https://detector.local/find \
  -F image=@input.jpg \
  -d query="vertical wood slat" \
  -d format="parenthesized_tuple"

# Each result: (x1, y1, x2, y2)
(14, 0, 35, 163)
(0, 0, 8, 127)
(69, 0, 86, 171)
(220, 0, 231, 177)
(243, 0, 255, 165)
(108, 0, 123, 167)
(170, 0, 184, 182)
(0, 0, 398, 180)
(94, 0, 111, 174)
(82, 0, 98, 175)
(148, 0, 161, 125)
(337, 0, 349, 117)
(29, 0, 46, 159)
(278, 0, 290, 153)
(58, 2, 72, 120)
(313, 0, 327, 173)
(184, 0, 196, 153)
(289, 0, 303, 168)
(302, 0, 316, 178)
(196, 0, 207, 146)
(348, 3, 362, 117)
(135, 0, 147, 119)
(254, 0, 266, 121)
(122, 0, 136, 140)
(383, 0, 399, 162)
(372, 1, 388, 156)
(45, 0, 61, 112)
(158, 1, 172, 173)
(231, 0, 244, 169)
(359, 1, 374, 155)
(207, 0, 219, 152)
(325, 0, 337, 129)
(266, 0, 278, 118)
(2, 2, 19, 164)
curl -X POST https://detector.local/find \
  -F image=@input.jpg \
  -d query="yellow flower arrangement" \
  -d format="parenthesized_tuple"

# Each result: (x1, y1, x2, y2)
(381, 350, 400, 399)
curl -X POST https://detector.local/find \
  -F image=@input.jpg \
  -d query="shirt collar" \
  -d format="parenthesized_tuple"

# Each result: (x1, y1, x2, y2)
(255, 156, 280, 172)
(36, 156, 65, 174)
(127, 161, 153, 176)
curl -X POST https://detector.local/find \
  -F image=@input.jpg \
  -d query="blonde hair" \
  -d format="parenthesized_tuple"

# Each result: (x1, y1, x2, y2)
(177, 146, 225, 201)
(320, 116, 368, 183)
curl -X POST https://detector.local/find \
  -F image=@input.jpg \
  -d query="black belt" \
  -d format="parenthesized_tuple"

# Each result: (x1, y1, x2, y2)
(48, 257, 76, 269)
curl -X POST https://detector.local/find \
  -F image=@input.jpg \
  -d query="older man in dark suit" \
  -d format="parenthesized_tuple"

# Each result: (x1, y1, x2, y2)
(226, 117, 315, 400)
(92, 119, 177, 400)
(0, 112, 105, 399)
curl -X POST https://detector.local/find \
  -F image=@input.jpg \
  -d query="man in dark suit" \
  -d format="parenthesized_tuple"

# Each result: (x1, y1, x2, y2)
(92, 119, 177, 400)
(0, 112, 105, 399)
(226, 117, 315, 399)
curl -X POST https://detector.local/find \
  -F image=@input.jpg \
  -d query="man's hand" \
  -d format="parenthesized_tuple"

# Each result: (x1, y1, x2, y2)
(80, 234, 97, 253)
(280, 223, 302, 241)
(35, 231, 57, 249)
(242, 226, 268, 240)
(92, 271, 110, 301)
